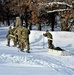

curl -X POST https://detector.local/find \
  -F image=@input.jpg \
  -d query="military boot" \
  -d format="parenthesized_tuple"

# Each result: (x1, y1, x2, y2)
(7, 40, 10, 46)
(26, 47, 30, 53)
(20, 43, 24, 52)
(26, 50, 30, 53)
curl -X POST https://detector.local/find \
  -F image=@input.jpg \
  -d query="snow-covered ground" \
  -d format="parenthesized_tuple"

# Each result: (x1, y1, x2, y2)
(0, 27, 74, 75)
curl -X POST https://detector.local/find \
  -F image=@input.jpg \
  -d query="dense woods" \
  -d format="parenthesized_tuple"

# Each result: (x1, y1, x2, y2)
(0, 0, 74, 31)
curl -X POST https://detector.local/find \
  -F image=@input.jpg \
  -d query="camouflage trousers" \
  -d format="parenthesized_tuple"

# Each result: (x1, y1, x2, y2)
(7, 35, 17, 46)
(19, 38, 30, 52)
(48, 40, 54, 49)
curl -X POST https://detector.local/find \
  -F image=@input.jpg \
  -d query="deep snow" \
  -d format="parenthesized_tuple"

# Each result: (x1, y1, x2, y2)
(0, 27, 74, 75)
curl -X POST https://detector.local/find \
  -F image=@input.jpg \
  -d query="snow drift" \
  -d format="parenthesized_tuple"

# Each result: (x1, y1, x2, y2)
(0, 27, 74, 75)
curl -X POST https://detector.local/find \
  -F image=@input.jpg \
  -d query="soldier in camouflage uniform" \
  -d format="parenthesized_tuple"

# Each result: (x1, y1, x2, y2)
(14, 25, 24, 49)
(20, 26, 30, 53)
(6, 26, 16, 46)
(43, 30, 54, 49)
(13, 17, 24, 49)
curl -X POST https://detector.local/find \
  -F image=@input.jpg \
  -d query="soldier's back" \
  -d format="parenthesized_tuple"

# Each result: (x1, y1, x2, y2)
(47, 32, 52, 39)
(22, 27, 29, 39)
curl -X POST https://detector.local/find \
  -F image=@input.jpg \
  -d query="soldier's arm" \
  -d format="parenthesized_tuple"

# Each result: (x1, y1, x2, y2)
(48, 38, 53, 40)
(43, 33, 47, 37)
(13, 29, 17, 35)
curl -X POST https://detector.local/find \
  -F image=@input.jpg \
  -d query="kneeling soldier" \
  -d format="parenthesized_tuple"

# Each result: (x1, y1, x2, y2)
(43, 30, 54, 49)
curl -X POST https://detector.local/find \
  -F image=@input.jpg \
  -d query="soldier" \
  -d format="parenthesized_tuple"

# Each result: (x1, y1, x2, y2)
(13, 17, 25, 48)
(43, 30, 54, 49)
(20, 26, 30, 53)
(14, 24, 24, 49)
(6, 26, 16, 46)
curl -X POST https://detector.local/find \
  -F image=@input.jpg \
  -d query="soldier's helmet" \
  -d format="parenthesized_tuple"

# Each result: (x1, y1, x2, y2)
(46, 30, 49, 32)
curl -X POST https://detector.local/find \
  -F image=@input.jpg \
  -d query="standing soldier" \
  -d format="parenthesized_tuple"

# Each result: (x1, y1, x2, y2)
(43, 30, 54, 49)
(13, 17, 24, 48)
(20, 26, 30, 53)
(14, 24, 24, 49)
(6, 26, 16, 46)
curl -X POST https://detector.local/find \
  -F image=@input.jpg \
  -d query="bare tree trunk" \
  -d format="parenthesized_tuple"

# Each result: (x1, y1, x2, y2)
(7, 15, 10, 26)
(37, 22, 41, 31)
(48, 12, 55, 31)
